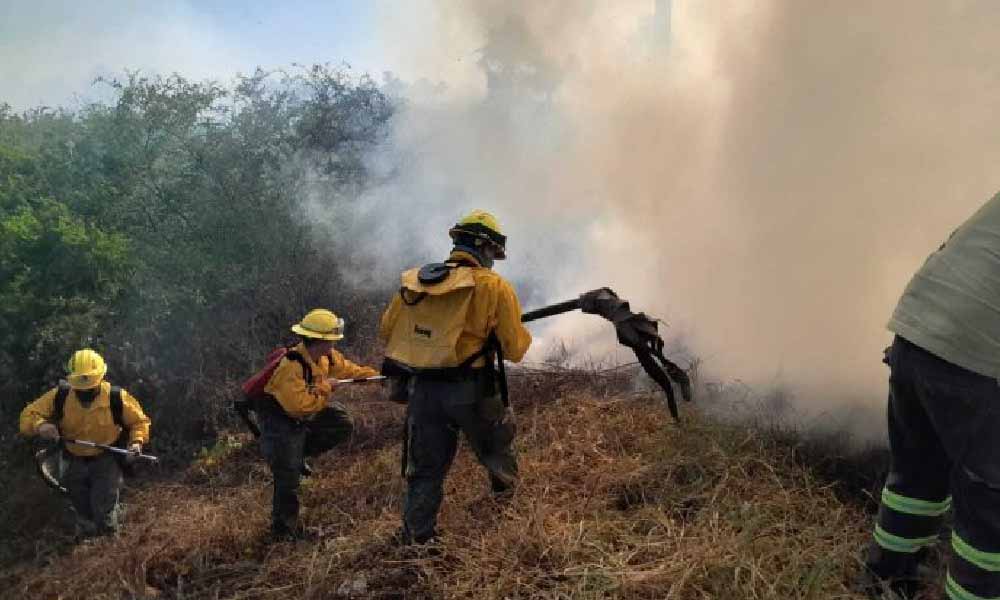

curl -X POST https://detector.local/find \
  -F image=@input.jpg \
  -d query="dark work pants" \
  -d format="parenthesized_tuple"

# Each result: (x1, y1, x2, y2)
(402, 374, 517, 544)
(259, 403, 353, 533)
(867, 335, 1000, 599)
(63, 452, 123, 535)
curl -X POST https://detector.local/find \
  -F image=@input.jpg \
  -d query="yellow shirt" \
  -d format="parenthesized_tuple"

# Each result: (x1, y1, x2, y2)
(379, 251, 533, 365)
(328, 348, 379, 380)
(264, 344, 378, 419)
(19, 381, 151, 457)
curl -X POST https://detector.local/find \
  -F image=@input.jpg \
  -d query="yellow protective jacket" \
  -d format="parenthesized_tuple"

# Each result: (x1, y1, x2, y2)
(264, 344, 378, 419)
(329, 348, 379, 380)
(379, 250, 533, 367)
(19, 381, 151, 457)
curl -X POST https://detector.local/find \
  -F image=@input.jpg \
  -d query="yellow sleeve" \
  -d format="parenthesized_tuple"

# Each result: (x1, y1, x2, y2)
(264, 358, 327, 418)
(494, 279, 532, 363)
(329, 350, 379, 380)
(120, 390, 151, 445)
(19, 388, 57, 437)
(379, 295, 402, 343)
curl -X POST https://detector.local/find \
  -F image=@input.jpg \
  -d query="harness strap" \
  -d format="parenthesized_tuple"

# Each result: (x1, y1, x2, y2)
(52, 381, 125, 428)
(52, 381, 71, 424)
(254, 350, 315, 424)
(109, 386, 125, 430)
(285, 350, 312, 386)
(52, 381, 131, 455)
(400, 287, 428, 306)
(489, 332, 508, 408)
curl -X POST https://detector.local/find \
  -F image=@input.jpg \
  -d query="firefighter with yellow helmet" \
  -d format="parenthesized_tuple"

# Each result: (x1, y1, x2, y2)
(19, 349, 150, 537)
(259, 308, 377, 539)
(380, 209, 532, 545)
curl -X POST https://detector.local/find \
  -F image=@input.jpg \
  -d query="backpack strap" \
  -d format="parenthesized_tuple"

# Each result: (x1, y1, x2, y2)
(52, 380, 72, 426)
(400, 288, 428, 306)
(472, 332, 508, 407)
(107, 385, 132, 452)
(456, 332, 499, 371)
(284, 350, 313, 387)
(488, 332, 508, 408)
(109, 386, 125, 430)
(391, 331, 505, 383)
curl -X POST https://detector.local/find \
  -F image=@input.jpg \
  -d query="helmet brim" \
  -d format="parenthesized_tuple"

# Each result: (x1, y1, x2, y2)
(291, 324, 344, 341)
(67, 370, 106, 390)
(449, 225, 506, 260)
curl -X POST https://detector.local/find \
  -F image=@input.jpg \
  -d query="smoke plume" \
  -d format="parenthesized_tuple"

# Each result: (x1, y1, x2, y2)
(344, 0, 1000, 430)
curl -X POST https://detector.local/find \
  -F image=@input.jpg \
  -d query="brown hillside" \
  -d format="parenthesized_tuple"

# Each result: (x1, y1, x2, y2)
(0, 373, 941, 599)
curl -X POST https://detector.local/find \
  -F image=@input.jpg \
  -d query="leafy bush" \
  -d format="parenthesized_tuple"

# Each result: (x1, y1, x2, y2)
(0, 65, 395, 445)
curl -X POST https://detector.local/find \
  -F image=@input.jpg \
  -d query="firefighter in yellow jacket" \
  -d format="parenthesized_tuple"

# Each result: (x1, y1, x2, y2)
(261, 309, 378, 539)
(380, 210, 532, 544)
(19, 349, 150, 536)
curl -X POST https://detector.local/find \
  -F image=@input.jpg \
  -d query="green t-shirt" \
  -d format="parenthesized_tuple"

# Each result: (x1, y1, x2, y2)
(889, 191, 1000, 377)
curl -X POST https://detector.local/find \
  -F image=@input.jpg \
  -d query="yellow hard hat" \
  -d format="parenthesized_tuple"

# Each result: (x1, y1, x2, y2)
(449, 210, 507, 259)
(291, 309, 345, 341)
(66, 348, 107, 390)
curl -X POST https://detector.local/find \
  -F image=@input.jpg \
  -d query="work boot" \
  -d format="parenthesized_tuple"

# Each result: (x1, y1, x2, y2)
(391, 526, 439, 547)
(856, 567, 922, 600)
(270, 524, 314, 543)
(490, 474, 515, 500)
(394, 529, 442, 558)
(858, 546, 929, 599)
(74, 517, 99, 541)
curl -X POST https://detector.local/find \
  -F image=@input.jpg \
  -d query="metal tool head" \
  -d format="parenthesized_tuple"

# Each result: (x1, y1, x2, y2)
(34, 445, 68, 495)
(578, 287, 693, 421)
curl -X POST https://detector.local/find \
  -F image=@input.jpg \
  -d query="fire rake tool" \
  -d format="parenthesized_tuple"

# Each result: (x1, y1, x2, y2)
(328, 375, 387, 385)
(520, 287, 693, 422)
(34, 446, 68, 494)
(34, 440, 158, 495)
(63, 439, 159, 462)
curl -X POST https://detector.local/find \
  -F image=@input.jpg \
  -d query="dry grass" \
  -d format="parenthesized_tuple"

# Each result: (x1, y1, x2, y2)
(0, 372, 945, 599)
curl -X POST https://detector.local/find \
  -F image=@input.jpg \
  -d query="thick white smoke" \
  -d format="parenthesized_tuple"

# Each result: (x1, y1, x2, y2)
(336, 1, 1000, 433)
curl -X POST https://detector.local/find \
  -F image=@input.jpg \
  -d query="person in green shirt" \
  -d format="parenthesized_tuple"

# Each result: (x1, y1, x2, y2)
(861, 191, 1000, 600)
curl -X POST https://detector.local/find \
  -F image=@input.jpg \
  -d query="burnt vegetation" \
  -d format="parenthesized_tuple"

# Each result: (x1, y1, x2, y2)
(0, 364, 908, 599)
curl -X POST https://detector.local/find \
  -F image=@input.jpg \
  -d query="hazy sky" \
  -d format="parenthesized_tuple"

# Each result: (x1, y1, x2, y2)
(1, 0, 382, 109)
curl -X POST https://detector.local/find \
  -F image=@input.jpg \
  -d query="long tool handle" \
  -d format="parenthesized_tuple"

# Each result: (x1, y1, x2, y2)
(328, 375, 387, 385)
(520, 298, 581, 323)
(65, 439, 159, 462)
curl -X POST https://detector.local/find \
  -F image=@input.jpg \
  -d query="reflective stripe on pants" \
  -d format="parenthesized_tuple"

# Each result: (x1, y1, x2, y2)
(867, 336, 1000, 598)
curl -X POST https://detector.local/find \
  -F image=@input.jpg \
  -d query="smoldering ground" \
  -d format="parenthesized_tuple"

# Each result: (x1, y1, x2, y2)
(316, 0, 1000, 440)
